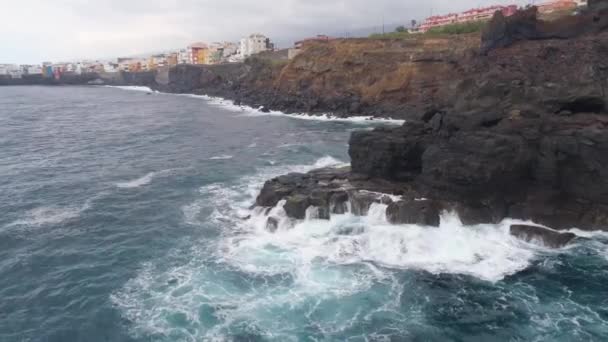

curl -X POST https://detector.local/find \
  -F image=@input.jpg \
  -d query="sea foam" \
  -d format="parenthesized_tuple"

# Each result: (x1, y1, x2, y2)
(104, 85, 157, 93)
(111, 155, 595, 341)
(9, 206, 83, 227)
(105, 86, 405, 124)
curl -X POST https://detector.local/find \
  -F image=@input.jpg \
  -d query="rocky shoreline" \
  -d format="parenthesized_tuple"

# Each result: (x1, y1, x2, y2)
(5, 5, 608, 244)
(251, 4, 608, 249)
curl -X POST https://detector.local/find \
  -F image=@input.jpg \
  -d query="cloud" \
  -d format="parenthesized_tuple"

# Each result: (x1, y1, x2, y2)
(0, 0, 532, 64)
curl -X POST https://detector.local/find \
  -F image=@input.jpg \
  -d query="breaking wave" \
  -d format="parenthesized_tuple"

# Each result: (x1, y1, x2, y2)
(104, 86, 158, 93)
(110, 155, 608, 341)
(109, 87, 405, 124)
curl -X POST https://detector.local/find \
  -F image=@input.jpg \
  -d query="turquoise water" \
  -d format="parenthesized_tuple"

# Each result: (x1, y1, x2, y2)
(0, 86, 607, 341)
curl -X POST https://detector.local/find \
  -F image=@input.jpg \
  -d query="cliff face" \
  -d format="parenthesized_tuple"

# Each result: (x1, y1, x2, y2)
(253, 7, 608, 232)
(271, 36, 478, 118)
(148, 16, 605, 121)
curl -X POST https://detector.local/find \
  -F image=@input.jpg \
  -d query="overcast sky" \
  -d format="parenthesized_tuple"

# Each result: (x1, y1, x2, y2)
(1, 0, 533, 64)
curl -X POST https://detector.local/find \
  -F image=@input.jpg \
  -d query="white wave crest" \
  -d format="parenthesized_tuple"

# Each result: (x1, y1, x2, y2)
(9, 205, 86, 227)
(241, 107, 405, 125)
(209, 155, 233, 160)
(116, 172, 157, 189)
(104, 85, 157, 93)
(153, 90, 406, 124)
(235, 204, 537, 283)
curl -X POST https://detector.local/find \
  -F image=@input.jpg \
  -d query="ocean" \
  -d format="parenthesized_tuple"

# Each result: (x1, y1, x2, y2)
(0, 85, 607, 341)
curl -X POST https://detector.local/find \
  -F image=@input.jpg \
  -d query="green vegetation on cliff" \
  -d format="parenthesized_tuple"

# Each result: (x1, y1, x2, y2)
(370, 20, 487, 39)
(426, 20, 488, 35)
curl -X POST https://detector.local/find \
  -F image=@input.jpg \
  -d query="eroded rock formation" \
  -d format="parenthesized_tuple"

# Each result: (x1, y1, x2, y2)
(254, 6, 608, 235)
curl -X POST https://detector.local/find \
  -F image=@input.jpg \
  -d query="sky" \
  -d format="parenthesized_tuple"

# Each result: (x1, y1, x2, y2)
(0, 0, 533, 64)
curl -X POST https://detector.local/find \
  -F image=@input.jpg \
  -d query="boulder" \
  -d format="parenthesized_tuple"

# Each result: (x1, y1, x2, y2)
(349, 192, 378, 216)
(386, 200, 441, 226)
(330, 192, 349, 214)
(283, 195, 310, 220)
(510, 224, 577, 248)
(349, 191, 393, 216)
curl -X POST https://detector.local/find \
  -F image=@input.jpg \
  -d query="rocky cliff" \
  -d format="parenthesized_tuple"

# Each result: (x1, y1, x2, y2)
(135, 7, 606, 122)
(254, 5, 608, 236)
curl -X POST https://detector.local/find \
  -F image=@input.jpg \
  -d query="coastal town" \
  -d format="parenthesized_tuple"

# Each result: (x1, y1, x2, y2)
(0, 0, 589, 81)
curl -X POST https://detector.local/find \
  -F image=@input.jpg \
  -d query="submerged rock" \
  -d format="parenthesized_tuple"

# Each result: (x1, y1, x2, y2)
(510, 225, 577, 248)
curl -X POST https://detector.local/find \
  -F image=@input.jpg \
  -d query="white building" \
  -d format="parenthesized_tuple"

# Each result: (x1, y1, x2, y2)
(178, 49, 189, 64)
(0, 64, 22, 78)
(239, 33, 273, 59)
(22, 65, 43, 75)
(103, 62, 119, 73)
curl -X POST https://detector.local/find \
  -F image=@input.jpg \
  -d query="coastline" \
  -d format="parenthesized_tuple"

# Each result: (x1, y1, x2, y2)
(103, 85, 407, 125)
(4, 5, 608, 237)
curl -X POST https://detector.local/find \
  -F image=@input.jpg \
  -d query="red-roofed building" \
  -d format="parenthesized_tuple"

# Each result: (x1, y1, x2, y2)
(537, 0, 578, 13)
(419, 4, 518, 32)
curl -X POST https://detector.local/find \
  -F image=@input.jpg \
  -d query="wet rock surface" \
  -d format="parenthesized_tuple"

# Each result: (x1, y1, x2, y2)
(256, 106, 608, 231)
(386, 200, 441, 226)
(510, 224, 577, 248)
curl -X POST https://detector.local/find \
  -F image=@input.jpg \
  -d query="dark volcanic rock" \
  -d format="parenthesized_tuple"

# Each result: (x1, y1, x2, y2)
(283, 195, 311, 220)
(349, 192, 380, 216)
(510, 224, 577, 248)
(386, 200, 441, 226)
(481, 5, 608, 54)
(420, 131, 534, 196)
(349, 122, 431, 181)
(330, 192, 349, 214)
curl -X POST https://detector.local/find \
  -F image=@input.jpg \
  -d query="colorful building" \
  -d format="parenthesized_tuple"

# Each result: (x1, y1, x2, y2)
(167, 53, 178, 67)
(187, 42, 210, 64)
(419, 4, 518, 32)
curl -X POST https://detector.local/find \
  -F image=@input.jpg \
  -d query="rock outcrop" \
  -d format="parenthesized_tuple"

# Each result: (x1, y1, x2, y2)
(510, 224, 577, 248)
(481, 4, 608, 54)
(254, 6, 608, 233)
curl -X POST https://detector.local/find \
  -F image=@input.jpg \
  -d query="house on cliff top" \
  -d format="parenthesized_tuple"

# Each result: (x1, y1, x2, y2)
(419, 5, 518, 32)
(239, 34, 274, 59)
